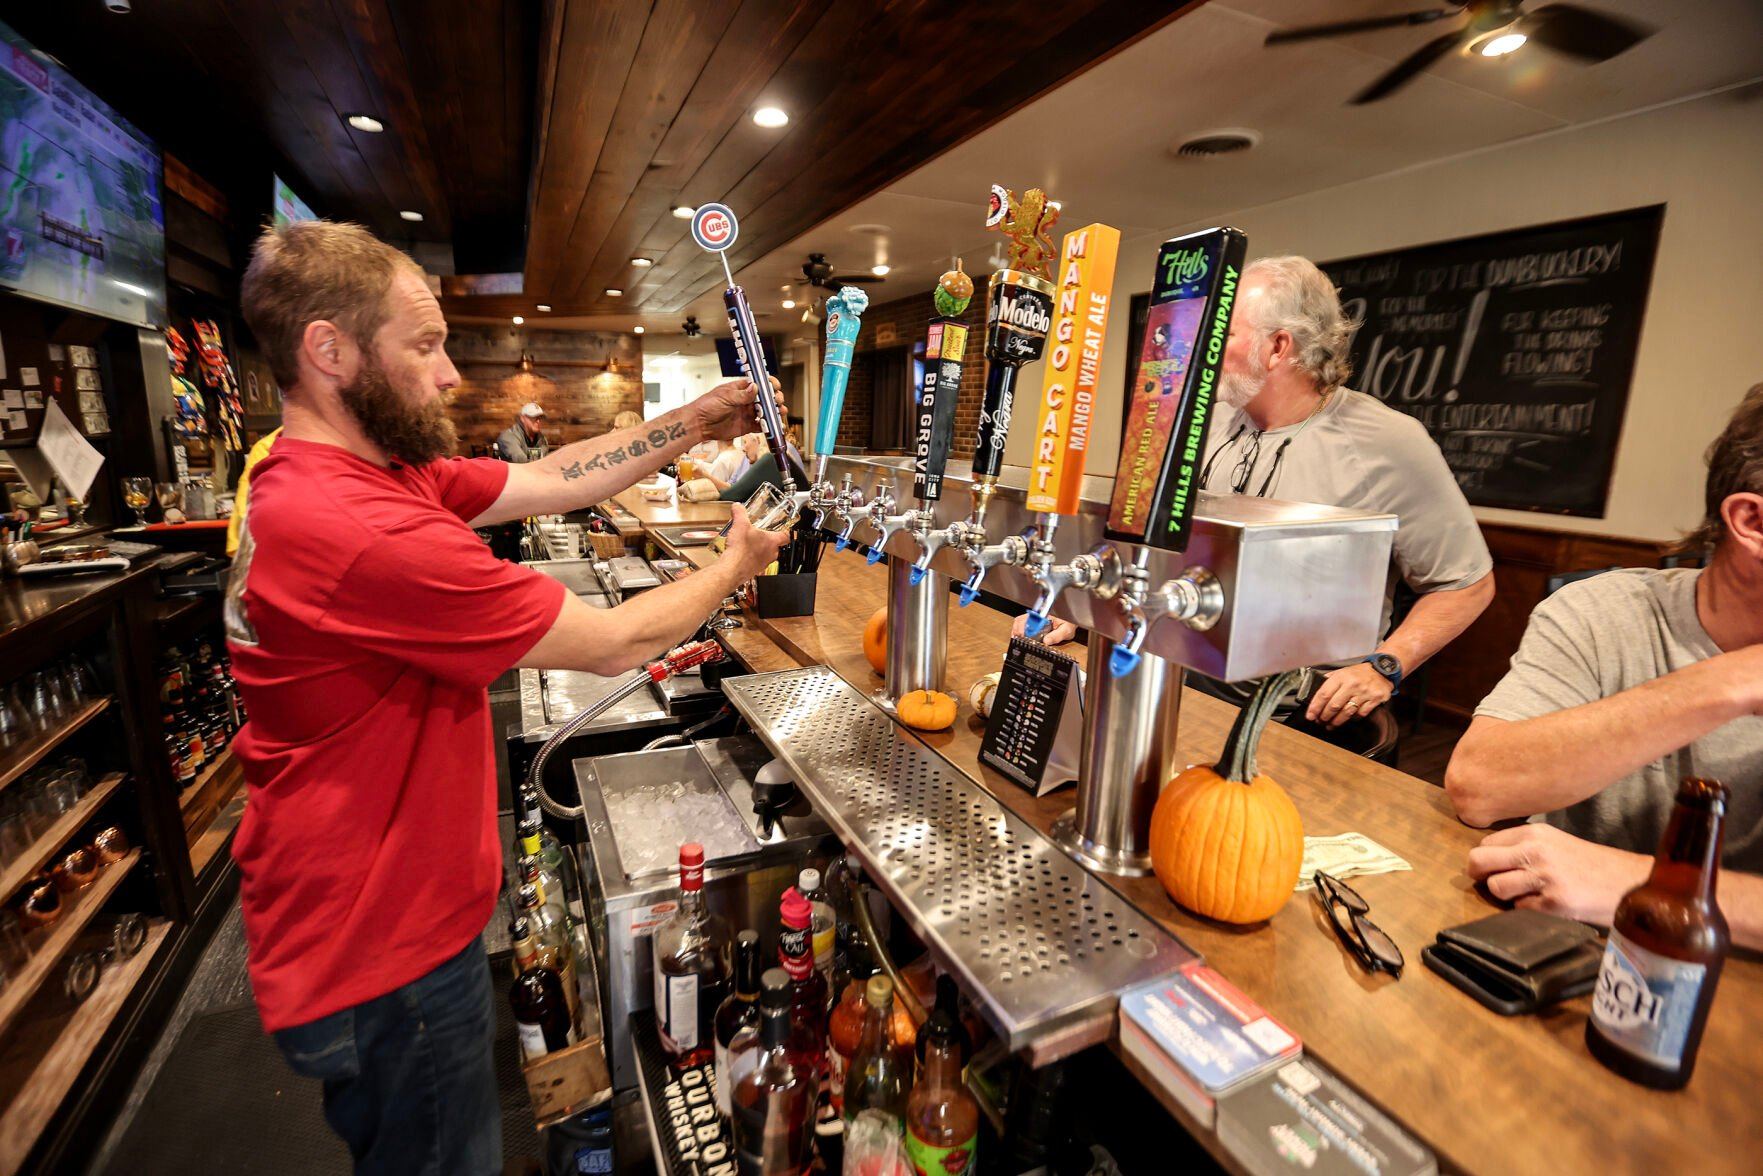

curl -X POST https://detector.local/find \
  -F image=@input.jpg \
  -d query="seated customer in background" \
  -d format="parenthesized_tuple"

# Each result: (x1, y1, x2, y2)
(1018, 255, 1495, 730)
(1446, 384, 1763, 949)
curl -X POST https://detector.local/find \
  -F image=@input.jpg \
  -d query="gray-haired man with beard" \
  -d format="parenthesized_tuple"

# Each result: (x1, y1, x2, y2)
(1197, 255, 1494, 726)
(225, 220, 788, 1174)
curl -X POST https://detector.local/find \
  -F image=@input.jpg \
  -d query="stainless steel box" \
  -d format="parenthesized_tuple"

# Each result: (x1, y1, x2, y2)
(574, 735, 835, 1093)
(825, 456, 1398, 681)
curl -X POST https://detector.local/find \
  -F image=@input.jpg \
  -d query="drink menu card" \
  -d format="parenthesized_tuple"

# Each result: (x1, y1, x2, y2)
(980, 636, 1082, 796)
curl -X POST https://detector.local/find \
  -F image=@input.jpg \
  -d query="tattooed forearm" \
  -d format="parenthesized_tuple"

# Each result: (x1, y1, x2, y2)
(558, 420, 689, 482)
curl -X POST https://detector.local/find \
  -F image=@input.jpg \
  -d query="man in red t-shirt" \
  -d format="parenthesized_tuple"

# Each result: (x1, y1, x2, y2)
(228, 221, 788, 1174)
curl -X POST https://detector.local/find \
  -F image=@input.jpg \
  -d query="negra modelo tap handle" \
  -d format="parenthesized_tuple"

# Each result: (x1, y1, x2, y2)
(973, 186, 1060, 489)
(1105, 226, 1248, 552)
(912, 265, 974, 503)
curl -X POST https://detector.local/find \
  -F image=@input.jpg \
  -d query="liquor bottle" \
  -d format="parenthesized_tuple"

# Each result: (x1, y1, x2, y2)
(653, 843, 732, 1068)
(1587, 776, 1731, 1089)
(517, 810, 584, 927)
(777, 887, 828, 1083)
(904, 1007, 979, 1174)
(732, 968, 815, 1175)
(519, 854, 570, 933)
(511, 957, 574, 1059)
(843, 974, 908, 1127)
(516, 882, 580, 1023)
(714, 930, 764, 1119)
(797, 868, 836, 988)
(826, 935, 874, 1118)
(915, 974, 972, 1074)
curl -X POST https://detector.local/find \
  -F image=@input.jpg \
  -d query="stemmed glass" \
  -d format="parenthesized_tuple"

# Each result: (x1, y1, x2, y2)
(122, 477, 151, 527)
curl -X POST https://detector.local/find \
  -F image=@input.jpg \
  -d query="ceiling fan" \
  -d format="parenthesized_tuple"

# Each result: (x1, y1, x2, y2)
(1265, 1, 1654, 104)
(800, 252, 885, 292)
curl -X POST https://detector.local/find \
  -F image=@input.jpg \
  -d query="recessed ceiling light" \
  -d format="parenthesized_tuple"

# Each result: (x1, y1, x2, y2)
(606, 288, 623, 297)
(671, 205, 695, 219)
(871, 264, 890, 277)
(399, 210, 423, 222)
(781, 299, 796, 309)
(1478, 30, 1528, 56)
(630, 257, 654, 268)
(752, 106, 789, 128)
(512, 315, 524, 325)
(346, 114, 384, 133)
(536, 304, 552, 312)
(634, 325, 646, 334)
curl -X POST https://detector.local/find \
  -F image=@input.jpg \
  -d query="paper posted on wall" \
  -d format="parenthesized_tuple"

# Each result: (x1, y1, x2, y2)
(34, 399, 105, 501)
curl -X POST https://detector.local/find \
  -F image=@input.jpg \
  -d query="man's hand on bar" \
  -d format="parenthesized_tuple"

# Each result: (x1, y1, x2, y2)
(1306, 660, 1395, 728)
(1466, 823, 1650, 926)
(691, 375, 786, 443)
(1010, 613, 1078, 646)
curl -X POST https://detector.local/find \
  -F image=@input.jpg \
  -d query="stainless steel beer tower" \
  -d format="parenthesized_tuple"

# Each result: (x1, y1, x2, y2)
(1051, 638, 1184, 876)
(885, 556, 948, 700)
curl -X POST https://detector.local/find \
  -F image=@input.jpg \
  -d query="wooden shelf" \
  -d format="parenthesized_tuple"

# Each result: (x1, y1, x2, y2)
(0, 773, 125, 904)
(0, 920, 170, 1171)
(189, 789, 246, 879)
(0, 849, 141, 1039)
(0, 699, 112, 795)
(179, 743, 241, 835)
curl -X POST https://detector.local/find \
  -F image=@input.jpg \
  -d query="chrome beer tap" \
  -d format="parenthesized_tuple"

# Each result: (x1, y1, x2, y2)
(828, 473, 866, 552)
(1020, 519, 1124, 638)
(904, 507, 955, 586)
(861, 483, 916, 565)
(1103, 547, 1225, 677)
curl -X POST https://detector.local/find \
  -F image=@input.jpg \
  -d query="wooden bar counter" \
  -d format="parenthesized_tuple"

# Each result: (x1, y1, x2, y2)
(649, 530, 1760, 1174)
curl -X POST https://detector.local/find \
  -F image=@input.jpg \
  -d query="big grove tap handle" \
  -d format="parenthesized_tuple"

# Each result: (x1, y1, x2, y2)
(911, 315, 973, 503)
(814, 286, 869, 465)
(1024, 223, 1120, 517)
(1103, 227, 1248, 553)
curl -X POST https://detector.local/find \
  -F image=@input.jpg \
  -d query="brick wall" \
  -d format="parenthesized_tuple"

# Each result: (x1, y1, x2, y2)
(835, 288, 990, 453)
(445, 325, 644, 454)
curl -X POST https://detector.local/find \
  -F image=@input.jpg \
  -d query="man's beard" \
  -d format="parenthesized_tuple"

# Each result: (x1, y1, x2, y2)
(1218, 344, 1268, 411)
(339, 356, 457, 464)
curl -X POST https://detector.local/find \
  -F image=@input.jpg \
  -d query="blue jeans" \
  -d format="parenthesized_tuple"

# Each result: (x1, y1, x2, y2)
(273, 935, 501, 1176)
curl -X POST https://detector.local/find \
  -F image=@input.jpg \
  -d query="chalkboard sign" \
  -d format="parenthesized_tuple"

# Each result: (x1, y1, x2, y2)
(980, 637, 1081, 796)
(1320, 205, 1663, 517)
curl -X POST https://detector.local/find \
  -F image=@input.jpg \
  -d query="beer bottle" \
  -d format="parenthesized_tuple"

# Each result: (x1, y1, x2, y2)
(1586, 777, 1731, 1089)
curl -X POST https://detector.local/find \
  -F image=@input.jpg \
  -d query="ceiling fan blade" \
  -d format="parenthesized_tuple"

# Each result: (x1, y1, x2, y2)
(1350, 28, 1472, 103)
(1266, 7, 1456, 46)
(828, 274, 885, 284)
(1521, 4, 1654, 63)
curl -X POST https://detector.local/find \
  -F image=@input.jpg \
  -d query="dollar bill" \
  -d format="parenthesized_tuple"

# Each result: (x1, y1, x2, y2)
(1295, 833, 1411, 891)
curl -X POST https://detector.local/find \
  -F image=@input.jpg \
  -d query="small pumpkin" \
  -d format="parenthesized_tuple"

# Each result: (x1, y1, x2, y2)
(862, 607, 888, 674)
(897, 689, 957, 731)
(1149, 671, 1305, 924)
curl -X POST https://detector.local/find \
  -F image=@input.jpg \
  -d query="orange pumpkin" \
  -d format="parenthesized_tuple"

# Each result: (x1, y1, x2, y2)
(896, 689, 957, 731)
(863, 608, 888, 674)
(1149, 670, 1304, 924)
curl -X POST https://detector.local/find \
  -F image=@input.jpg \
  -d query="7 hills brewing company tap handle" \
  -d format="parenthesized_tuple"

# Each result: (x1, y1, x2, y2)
(1101, 226, 1247, 676)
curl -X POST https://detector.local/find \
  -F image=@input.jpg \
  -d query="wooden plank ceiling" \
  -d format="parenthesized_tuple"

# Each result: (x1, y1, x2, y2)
(4, 1, 1191, 311)
(454, 0, 1198, 320)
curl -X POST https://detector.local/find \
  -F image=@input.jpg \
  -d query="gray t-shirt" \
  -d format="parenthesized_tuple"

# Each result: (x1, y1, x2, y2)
(1477, 568, 1762, 871)
(1201, 389, 1492, 637)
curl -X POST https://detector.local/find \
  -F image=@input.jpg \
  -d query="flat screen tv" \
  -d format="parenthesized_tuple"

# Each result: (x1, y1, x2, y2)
(0, 19, 166, 327)
(272, 174, 316, 227)
(714, 334, 781, 380)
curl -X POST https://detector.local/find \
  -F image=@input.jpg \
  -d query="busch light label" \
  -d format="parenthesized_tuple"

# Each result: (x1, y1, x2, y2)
(1589, 930, 1708, 1070)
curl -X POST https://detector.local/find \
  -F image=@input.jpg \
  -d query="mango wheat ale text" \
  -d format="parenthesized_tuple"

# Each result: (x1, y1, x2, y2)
(1586, 777, 1730, 1089)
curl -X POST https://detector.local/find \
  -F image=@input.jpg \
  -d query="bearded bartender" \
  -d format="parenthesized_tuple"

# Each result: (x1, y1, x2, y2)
(224, 221, 789, 1175)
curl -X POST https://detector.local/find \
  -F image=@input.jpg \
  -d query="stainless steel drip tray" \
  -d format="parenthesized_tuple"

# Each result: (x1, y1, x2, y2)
(721, 667, 1196, 1057)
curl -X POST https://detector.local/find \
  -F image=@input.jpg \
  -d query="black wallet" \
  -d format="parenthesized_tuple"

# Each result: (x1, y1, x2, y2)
(1422, 909, 1603, 1015)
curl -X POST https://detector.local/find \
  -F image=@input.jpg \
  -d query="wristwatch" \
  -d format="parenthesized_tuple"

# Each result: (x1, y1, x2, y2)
(1364, 652, 1404, 691)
